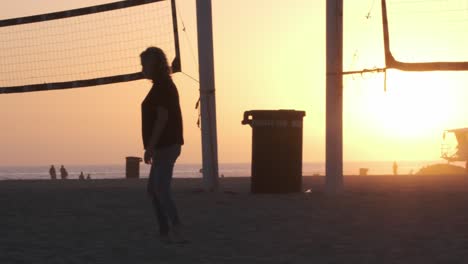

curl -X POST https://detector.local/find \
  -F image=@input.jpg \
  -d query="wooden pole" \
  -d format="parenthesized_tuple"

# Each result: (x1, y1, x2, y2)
(196, 0, 219, 191)
(326, 0, 344, 193)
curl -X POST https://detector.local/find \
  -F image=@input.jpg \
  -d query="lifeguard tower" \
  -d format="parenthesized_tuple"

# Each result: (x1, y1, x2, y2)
(441, 128, 468, 170)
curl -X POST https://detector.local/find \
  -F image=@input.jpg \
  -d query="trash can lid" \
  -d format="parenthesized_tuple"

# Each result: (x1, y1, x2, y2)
(242, 110, 305, 124)
(126, 156, 142, 161)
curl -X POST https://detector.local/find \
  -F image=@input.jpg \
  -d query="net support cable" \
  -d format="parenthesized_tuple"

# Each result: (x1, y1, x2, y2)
(0, 0, 181, 94)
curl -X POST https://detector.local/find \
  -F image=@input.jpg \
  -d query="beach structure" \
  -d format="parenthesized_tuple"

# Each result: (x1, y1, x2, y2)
(441, 128, 468, 164)
(414, 129, 468, 175)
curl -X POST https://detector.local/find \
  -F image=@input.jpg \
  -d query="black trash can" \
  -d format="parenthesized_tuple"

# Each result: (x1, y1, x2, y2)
(242, 110, 306, 193)
(126, 156, 142, 179)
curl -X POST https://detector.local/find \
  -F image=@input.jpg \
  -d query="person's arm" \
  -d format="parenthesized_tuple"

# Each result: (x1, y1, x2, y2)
(144, 106, 168, 163)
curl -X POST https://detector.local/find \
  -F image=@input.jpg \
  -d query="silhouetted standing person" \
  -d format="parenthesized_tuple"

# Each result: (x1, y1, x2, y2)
(49, 165, 57, 180)
(60, 165, 68, 180)
(79, 171, 85, 180)
(140, 47, 185, 243)
(393, 161, 398, 176)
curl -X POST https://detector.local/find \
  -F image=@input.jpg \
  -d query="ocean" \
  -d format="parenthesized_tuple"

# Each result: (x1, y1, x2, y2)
(0, 160, 442, 180)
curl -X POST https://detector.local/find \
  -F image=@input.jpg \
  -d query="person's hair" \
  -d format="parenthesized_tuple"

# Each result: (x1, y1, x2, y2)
(140, 47, 171, 78)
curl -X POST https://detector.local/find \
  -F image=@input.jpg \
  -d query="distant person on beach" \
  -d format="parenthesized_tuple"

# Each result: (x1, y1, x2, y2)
(79, 171, 85, 180)
(393, 161, 398, 176)
(86, 174, 91, 180)
(140, 47, 186, 243)
(60, 165, 68, 180)
(49, 165, 57, 180)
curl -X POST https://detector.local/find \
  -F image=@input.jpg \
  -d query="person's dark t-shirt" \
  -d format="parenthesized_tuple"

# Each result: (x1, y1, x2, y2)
(141, 77, 184, 149)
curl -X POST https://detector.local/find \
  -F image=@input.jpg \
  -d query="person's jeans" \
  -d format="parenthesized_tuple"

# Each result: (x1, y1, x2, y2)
(147, 144, 181, 235)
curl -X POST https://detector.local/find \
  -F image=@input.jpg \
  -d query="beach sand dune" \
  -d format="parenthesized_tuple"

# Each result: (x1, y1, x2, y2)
(1, 175, 468, 263)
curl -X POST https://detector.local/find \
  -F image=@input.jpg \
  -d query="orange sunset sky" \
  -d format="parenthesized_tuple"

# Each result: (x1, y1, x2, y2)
(0, 0, 467, 166)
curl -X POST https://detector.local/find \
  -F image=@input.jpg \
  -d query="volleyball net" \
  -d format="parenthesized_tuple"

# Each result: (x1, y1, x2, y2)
(0, 0, 180, 94)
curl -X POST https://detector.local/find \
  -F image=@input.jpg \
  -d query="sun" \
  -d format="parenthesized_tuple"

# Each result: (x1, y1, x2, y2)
(363, 71, 456, 139)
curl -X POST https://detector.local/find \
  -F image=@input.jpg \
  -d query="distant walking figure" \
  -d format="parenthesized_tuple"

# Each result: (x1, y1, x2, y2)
(393, 161, 398, 176)
(49, 165, 57, 180)
(60, 165, 68, 180)
(140, 47, 185, 243)
(79, 171, 85, 180)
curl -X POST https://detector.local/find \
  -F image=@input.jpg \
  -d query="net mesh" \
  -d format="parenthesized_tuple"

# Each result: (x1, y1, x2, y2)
(0, 0, 178, 92)
(386, 0, 468, 63)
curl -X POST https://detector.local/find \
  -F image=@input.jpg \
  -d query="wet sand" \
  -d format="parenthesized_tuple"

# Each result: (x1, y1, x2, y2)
(1, 175, 468, 263)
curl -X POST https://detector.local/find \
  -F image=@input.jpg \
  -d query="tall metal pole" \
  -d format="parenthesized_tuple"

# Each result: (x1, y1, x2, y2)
(326, 0, 344, 193)
(196, 0, 219, 191)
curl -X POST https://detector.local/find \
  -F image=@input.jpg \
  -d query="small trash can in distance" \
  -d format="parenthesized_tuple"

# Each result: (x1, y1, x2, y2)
(126, 156, 143, 179)
(242, 110, 306, 193)
(359, 168, 369, 176)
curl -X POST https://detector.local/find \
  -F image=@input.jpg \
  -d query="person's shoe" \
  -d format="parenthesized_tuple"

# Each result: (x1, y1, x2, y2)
(171, 225, 189, 244)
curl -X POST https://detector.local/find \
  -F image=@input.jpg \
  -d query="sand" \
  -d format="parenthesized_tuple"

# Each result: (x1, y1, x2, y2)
(1, 175, 468, 263)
